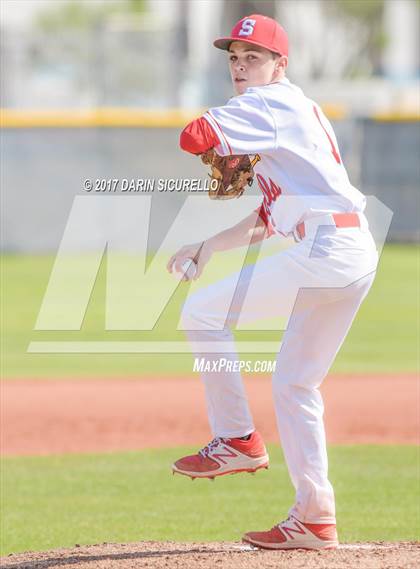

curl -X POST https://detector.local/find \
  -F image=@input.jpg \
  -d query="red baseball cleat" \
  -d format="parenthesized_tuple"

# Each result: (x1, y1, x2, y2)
(172, 431, 269, 479)
(243, 515, 338, 550)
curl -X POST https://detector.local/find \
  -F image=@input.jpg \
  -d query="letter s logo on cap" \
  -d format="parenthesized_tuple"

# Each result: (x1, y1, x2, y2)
(238, 18, 256, 37)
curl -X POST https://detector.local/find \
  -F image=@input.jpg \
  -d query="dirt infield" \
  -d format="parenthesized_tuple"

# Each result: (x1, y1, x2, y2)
(2, 541, 420, 569)
(1, 373, 418, 456)
(2, 374, 419, 567)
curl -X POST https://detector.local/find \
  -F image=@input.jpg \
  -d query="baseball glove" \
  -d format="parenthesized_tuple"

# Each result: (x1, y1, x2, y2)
(201, 149, 259, 200)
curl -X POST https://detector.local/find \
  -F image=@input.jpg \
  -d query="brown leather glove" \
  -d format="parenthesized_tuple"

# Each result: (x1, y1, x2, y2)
(201, 149, 259, 200)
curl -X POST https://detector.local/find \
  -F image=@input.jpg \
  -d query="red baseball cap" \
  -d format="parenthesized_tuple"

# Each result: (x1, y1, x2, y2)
(214, 14, 288, 57)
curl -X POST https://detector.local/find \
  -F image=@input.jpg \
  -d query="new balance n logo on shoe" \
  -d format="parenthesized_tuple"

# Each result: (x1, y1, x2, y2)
(211, 446, 238, 464)
(281, 520, 307, 540)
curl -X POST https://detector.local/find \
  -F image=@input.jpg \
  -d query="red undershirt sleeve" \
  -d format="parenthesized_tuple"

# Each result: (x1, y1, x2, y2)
(179, 117, 221, 155)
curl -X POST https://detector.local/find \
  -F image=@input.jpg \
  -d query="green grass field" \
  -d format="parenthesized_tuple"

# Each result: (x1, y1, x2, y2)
(1, 245, 419, 556)
(1, 445, 419, 555)
(1, 244, 419, 378)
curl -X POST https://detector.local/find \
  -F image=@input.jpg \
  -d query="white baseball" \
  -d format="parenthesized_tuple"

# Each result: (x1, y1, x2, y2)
(172, 258, 197, 281)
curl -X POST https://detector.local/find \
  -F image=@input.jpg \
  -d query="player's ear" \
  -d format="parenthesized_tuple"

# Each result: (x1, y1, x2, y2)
(276, 55, 288, 72)
(272, 53, 282, 72)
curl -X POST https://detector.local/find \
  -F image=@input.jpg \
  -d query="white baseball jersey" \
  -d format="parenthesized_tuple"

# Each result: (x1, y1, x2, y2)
(203, 78, 366, 236)
(183, 76, 378, 529)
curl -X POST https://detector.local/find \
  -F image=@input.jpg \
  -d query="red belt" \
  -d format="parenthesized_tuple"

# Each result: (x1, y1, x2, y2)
(296, 213, 361, 240)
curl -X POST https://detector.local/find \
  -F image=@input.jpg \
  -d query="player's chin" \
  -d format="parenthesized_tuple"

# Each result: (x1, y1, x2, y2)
(233, 80, 249, 95)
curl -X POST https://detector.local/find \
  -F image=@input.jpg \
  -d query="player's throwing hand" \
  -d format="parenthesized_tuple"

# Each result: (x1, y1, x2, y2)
(167, 241, 213, 281)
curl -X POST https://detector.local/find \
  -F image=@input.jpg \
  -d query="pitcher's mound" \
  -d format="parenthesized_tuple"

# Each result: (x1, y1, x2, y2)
(2, 541, 420, 569)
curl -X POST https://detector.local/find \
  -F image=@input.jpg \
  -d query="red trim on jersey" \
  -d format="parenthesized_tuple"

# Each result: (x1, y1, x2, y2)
(207, 112, 233, 155)
(179, 117, 220, 155)
(313, 105, 341, 165)
(254, 205, 275, 238)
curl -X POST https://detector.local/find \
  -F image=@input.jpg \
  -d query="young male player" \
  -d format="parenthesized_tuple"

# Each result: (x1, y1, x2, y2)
(167, 14, 378, 550)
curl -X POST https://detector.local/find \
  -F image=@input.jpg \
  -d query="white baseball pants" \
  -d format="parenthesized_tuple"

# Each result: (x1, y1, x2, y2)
(181, 218, 378, 524)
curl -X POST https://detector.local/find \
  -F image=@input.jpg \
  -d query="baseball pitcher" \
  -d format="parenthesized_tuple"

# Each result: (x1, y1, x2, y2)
(167, 14, 378, 550)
